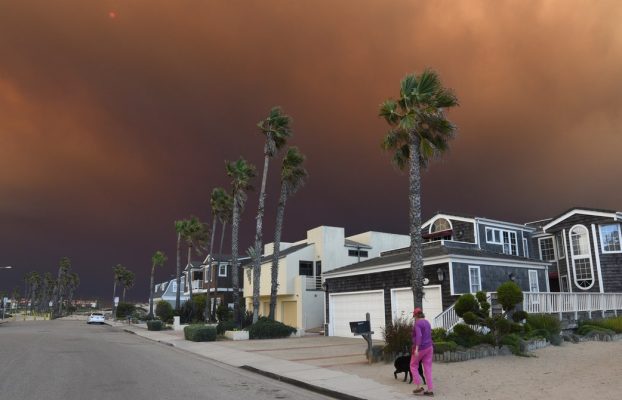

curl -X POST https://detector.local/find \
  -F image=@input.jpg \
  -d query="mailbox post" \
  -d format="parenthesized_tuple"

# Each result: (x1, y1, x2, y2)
(349, 312, 374, 364)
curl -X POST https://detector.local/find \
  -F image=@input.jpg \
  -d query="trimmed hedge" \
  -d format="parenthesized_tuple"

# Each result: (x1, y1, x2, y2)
(247, 317, 296, 339)
(217, 320, 237, 335)
(184, 324, 217, 342)
(116, 302, 136, 319)
(147, 320, 163, 331)
(433, 341, 458, 354)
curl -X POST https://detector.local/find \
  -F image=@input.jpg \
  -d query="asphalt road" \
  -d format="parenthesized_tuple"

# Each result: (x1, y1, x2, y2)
(0, 320, 332, 400)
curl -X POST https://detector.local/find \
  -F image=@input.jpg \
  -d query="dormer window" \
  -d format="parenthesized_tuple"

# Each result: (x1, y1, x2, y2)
(424, 218, 452, 242)
(431, 218, 451, 233)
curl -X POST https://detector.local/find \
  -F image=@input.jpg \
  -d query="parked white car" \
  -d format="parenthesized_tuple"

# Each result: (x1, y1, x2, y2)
(87, 312, 105, 324)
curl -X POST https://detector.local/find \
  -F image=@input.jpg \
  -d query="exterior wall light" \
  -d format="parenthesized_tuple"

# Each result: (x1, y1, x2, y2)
(437, 268, 445, 282)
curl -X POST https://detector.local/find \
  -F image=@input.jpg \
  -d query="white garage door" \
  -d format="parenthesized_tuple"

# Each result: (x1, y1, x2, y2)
(329, 290, 385, 340)
(391, 286, 443, 327)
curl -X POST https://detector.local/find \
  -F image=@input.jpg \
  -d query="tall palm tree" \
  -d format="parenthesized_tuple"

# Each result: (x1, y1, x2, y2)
(212, 190, 233, 320)
(174, 219, 188, 310)
(112, 264, 125, 318)
(149, 250, 167, 318)
(53, 257, 71, 315)
(25, 272, 40, 313)
(379, 69, 458, 309)
(226, 157, 256, 325)
(182, 216, 209, 319)
(251, 106, 292, 323)
(66, 272, 80, 312)
(121, 268, 135, 302)
(205, 188, 227, 321)
(268, 147, 308, 320)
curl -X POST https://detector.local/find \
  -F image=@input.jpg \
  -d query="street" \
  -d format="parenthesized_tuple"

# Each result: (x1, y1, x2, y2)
(0, 321, 332, 400)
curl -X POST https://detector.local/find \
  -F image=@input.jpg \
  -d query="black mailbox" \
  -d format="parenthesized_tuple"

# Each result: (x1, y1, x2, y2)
(349, 320, 371, 335)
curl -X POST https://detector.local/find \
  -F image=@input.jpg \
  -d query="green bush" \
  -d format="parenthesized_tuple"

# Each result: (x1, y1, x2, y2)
(216, 304, 232, 322)
(247, 317, 296, 339)
(180, 295, 207, 324)
(147, 320, 163, 331)
(500, 333, 524, 355)
(527, 313, 561, 336)
(184, 324, 217, 342)
(577, 324, 615, 336)
(115, 302, 136, 319)
(582, 316, 622, 334)
(433, 341, 457, 354)
(156, 301, 174, 323)
(448, 323, 481, 348)
(497, 281, 523, 312)
(217, 320, 237, 335)
(431, 327, 447, 342)
(512, 310, 528, 323)
(382, 317, 413, 356)
(455, 294, 479, 316)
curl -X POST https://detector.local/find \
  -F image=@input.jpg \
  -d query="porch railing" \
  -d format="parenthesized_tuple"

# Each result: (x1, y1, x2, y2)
(305, 276, 322, 291)
(523, 292, 622, 319)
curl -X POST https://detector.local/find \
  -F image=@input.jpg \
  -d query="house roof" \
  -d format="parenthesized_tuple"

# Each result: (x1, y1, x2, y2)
(344, 239, 372, 249)
(541, 207, 621, 231)
(325, 241, 549, 277)
(153, 277, 185, 297)
(241, 242, 311, 268)
(183, 261, 204, 272)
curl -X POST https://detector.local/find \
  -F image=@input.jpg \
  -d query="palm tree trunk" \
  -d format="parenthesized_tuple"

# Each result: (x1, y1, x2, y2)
(175, 232, 181, 311)
(231, 198, 241, 326)
(252, 152, 270, 323)
(123, 287, 126, 302)
(187, 244, 194, 319)
(112, 280, 117, 318)
(149, 264, 155, 318)
(269, 184, 288, 320)
(213, 221, 227, 319)
(409, 132, 424, 309)
(205, 218, 217, 322)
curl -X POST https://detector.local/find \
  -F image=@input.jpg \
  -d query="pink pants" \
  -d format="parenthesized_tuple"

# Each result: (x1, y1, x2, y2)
(410, 346, 433, 391)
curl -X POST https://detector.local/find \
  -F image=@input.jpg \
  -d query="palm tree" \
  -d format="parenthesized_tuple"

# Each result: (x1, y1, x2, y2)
(174, 219, 188, 311)
(66, 272, 80, 312)
(149, 251, 167, 318)
(112, 264, 125, 318)
(121, 268, 135, 302)
(205, 188, 228, 321)
(379, 69, 458, 309)
(25, 272, 41, 313)
(268, 147, 307, 320)
(212, 190, 233, 320)
(182, 216, 209, 319)
(251, 106, 292, 323)
(53, 257, 71, 315)
(226, 157, 256, 325)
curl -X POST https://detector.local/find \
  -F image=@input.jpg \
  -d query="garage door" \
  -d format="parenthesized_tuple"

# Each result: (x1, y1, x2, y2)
(329, 290, 385, 340)
(391, 286, 443, 327)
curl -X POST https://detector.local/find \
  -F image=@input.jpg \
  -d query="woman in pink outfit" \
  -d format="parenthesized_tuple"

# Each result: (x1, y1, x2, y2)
(411, 307, 434, 396)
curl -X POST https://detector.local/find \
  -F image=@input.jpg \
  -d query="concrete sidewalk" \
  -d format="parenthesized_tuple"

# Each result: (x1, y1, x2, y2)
(107, 321, 411, 400)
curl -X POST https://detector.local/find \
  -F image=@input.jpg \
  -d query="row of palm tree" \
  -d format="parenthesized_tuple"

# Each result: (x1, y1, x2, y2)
(22, 257, 80, 316)
(112, 264, 135, 315)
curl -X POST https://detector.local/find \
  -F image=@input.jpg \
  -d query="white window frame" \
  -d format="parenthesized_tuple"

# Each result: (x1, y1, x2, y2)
(599, 224, 622, 254)
(171, 282, 177, 292)
(556, 234, 565, 259)
(430, 217, 452, 233)
(468, 265, 482, 293)
(569, 225, 595, 290)
(218, 264, 228, 277)
(485, 227, 518, 255)
(528, 270, 540, 292)
(538, 237, 556, 262)
(523, 238, 529, 258)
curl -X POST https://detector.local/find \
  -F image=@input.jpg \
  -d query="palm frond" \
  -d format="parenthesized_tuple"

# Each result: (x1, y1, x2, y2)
(379, 99, 400, 125)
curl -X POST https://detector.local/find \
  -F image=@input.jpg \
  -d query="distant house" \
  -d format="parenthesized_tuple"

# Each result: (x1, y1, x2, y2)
(153, 276, 188, 309)
(243, 226, 410, 334)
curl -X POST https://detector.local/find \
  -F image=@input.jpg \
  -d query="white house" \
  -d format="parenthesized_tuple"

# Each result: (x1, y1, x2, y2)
(242, 226, 409, 334)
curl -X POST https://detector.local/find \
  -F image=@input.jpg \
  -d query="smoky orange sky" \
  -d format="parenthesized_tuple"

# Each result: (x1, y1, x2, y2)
(1, 0, 621, 300)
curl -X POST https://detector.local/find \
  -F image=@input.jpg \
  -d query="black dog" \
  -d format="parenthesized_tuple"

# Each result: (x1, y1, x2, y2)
(393, 355, 426, 384)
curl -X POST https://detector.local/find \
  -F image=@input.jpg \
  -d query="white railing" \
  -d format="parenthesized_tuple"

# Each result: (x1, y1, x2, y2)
(191, 280, 203, 290)
(523, 292, 622, 318)
(305, 276, 322, 291)
(433, 303, 460, 330)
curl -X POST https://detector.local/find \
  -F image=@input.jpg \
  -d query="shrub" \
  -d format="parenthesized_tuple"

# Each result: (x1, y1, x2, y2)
(179, 295, 207, 324)
(455, 294, 479, 316)
(241, 310, 254, 328)
(184, 324, 217, 342)
(147, 320, 163, 331)
(217, 320, 237, 335)
(247, 317, 296, 339)
(527, 313, 561, 336)
(497, 281, 523, 312)
(500, 333, 524, 355)
(582, 316, 622, 334)
(382, 317, 413, 356)
(512, 310, 528, 323)
(448, 323, 481, 348)
(115, 302, 136, 319)
(216, 304, 232, 322)
(433, 341, 458, 354)
(431, 327, 447, 342)
(156, 301, 174, 323)
(576, 324, 615, 336)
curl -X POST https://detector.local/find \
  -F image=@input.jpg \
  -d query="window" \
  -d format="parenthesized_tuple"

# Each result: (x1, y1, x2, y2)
(600, 224, 622, 253)
(538, 237, 556, 261)
(299, 261, 314, 276)
(171, 282, 177, 292)
(570, 225, 594, 289)
(468, 266, 481, 293)
(523, 238, 529, 258)
(430, 218, 451, 233)
(348, 249, 368, 257)
(218, 264, 228, 277)
(556, 234, 565, 258)
(528, 270, 540, 292)
(485, 227, 518, 255)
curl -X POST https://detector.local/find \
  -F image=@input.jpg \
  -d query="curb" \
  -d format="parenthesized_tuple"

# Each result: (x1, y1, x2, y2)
(240, 365, 365, 400)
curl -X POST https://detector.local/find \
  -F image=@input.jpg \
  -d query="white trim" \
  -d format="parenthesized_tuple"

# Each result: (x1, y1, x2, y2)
(545, 265, 550, 292)
(475, 220, 481, 249)
(528, 269, 540, 292)
(468, 265, 481, 293)
(422, 214, 474, 229)
(523, 237, 529, 258)
(556, 233, 566, 259)
(591, 224, 605, 293)
(543, 209, 618, 231)
(476, 217, 535, 232)
(562, 229, 572, 293)
(569, 224, 595, 290)
(449, 261, 455, 295)
(598, 223, 622, 254)
(538, 236, 556, 262)
(218, 264, 228, 277)
(428, 217, 453, 234)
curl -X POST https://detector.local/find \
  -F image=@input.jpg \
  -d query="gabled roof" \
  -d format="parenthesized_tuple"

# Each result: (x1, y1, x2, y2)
(241, 242, 311, 268)
(542, 207, 620, 231)
(344, 239, 372, 249)
(183, 261, 204, 272)
(422, 212, 475, 228)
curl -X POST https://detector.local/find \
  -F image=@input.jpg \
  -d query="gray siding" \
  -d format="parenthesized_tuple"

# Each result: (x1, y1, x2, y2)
(478, 223, 526, 256)
(452, 262, 547, 294)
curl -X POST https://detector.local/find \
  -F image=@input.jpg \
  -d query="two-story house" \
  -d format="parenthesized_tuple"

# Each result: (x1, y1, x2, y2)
(242, 226, 410, 334)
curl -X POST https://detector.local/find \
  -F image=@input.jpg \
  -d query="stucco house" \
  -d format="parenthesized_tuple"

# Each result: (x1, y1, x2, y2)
(243, 226, 410, 334)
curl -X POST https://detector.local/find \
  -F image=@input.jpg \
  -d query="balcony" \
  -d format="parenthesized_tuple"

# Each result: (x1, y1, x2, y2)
(304, 276, 322, 291)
